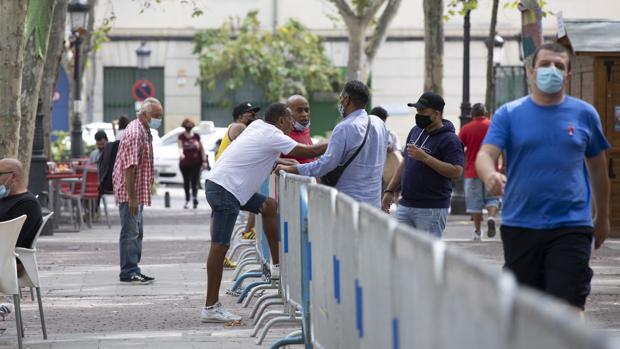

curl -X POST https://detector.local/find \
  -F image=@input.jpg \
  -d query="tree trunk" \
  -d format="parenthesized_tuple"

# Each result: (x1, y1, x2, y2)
(365, 0, 403, 82)
(19, 0, 56, 185)
(519, 0, 543, 92)
(485, 0, 500, 112)
(41, 0, 68, 159)
(0, 1, 29, 159)
(423, 0, 444, 95)
(346, 22, 368, 81)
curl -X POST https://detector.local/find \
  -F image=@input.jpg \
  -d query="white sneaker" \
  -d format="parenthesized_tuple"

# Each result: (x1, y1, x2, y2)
(472, 231, 482, 241)
(200, 302, 242, 323)
(270, 264, 280, 280)
(0, 303, 13, 320)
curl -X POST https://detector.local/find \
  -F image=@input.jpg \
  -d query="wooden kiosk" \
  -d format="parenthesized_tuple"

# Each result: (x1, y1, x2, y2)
(558, 18, 620, 237)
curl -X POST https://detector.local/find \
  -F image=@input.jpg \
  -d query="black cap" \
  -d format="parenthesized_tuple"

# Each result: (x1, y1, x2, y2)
(232, 102, 260, 118)
(407, 92, 445, 112)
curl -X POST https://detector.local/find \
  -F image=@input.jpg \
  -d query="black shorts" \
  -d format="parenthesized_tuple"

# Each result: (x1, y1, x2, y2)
(501, 225, 593, 309)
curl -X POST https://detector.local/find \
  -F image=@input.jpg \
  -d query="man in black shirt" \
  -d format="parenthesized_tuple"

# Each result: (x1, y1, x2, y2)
(0, 158, 42, 255)
(0, 158, 42, 318)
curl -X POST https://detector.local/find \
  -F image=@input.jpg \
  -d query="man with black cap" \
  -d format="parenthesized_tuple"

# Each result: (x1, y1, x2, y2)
(382, 92, 464, 238)
(214, 102, 259, 161)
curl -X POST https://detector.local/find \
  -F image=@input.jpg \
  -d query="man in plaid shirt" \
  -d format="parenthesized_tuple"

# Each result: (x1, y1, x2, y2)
(113, 97, 163, 284)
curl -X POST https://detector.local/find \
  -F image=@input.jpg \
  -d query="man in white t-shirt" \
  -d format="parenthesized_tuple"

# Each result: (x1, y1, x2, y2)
(201, 103, 328, 323)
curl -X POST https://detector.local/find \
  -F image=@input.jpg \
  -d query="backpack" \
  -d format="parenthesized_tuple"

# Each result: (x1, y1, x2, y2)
(98, 140, 119, 194)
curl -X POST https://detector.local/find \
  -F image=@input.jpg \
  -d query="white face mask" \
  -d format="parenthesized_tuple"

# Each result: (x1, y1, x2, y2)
(293, 120, 310, 132)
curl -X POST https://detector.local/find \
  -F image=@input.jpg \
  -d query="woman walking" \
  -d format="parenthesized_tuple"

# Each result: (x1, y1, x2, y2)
(178, 119, 208, 209)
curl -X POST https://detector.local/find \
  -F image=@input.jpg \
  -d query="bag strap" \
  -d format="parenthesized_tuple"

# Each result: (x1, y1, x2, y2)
(342, 115, 371, 169)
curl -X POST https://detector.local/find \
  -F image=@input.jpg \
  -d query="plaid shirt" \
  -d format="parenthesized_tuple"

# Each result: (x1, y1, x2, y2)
(113, 119, 154, 206)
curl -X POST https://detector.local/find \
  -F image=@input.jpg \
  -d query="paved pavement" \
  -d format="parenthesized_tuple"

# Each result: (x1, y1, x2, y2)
(1, 185, 619, 348)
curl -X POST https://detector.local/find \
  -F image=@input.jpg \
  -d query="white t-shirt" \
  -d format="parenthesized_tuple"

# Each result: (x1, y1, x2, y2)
(207, 119, 297, 205)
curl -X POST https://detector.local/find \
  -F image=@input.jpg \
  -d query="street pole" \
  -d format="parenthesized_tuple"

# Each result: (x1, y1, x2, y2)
(451, 9, 472, 215)
(29, 98, 54, 235)
(70, 35, 83, 159)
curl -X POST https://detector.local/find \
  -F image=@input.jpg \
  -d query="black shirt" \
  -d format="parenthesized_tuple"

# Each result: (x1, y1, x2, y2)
(0, 192, 42, 248)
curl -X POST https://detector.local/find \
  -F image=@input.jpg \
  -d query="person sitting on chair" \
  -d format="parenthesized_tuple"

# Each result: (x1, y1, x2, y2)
(0, 158, 43, 318)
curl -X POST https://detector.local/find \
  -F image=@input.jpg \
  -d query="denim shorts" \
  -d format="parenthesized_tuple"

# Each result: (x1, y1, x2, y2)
(205, 180, 267, 245)
(464, 178, 500, 213)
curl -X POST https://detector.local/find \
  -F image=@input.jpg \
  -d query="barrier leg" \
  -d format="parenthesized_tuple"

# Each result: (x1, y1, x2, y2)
(231, 259, 259, 281)
(238, 279, 270, 303)
(269, 330, 304, 349)
(243, 283, 278, 308)
(256, 316, 302, 345)
(228, 241, 254, 260)
(251, 310, 288, 337)
(251, 295, 282, 320)
(228, 271, 262, 293)
(236, 249, 257, 264)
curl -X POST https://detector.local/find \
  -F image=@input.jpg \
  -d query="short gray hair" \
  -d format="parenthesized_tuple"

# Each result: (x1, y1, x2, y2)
(138, 97, 161, 116)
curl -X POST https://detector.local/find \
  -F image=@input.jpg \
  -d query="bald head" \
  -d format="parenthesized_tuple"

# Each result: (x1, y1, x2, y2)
(286, 95, 310, 127)
(0, 158, 24, 177)
(0, 158, 26, 195)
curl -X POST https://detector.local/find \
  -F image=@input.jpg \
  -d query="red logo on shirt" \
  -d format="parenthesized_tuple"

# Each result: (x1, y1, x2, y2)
(567, 123, 574, 136)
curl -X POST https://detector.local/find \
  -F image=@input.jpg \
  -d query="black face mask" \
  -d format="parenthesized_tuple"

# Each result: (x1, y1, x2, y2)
(415, 113, 433, 129)
(184, 127, 192, 133)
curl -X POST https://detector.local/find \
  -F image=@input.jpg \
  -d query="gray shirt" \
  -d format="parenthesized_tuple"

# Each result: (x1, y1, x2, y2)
(298, 109, 388, 207)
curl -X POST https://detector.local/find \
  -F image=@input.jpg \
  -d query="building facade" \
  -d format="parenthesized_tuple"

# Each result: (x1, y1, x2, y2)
(87, 0, 619, 142)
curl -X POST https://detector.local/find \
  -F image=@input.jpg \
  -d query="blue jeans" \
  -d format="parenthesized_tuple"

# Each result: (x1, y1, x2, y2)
(396, 206, 449, 238)
(205, 180, 267, 246)
(119, 202, 144, 279)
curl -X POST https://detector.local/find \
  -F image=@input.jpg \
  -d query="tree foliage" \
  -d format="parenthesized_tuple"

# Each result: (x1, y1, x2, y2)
(193, 11, 340, 102)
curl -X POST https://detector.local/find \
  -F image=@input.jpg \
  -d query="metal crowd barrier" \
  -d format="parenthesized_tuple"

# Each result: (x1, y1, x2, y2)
(235, 174, 611, 349)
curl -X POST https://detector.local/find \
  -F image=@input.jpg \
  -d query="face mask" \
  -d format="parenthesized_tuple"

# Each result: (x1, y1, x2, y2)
(0, 176, 11, 199)
(149, 118, 162, 129)
(337, 103, 345, 117)
(184, 127, 192, 133)
(415, 113, 433, 129)
(535, 66, 564, 94)
(293, 120, 310, 132)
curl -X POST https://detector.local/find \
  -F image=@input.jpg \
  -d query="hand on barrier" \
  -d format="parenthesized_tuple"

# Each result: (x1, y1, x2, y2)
(274, 164, 297, 175)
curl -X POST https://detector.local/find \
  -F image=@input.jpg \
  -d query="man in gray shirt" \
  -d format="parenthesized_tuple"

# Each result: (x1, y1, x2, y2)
(277, 80, 388, 207)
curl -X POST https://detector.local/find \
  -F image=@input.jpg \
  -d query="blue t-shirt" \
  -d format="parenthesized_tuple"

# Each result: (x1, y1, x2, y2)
(483, 96, 610, 229)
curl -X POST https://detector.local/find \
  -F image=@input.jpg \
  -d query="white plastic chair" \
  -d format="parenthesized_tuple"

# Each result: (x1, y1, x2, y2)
(16, 212, 52, 340)
(0, 215, 27, 349)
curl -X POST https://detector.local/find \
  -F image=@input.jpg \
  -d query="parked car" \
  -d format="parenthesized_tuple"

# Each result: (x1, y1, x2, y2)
(62, 122, 161, 147)
(154, 121, 227, 184)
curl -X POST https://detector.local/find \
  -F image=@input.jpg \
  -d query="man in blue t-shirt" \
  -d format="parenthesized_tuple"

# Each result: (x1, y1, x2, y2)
(476, 43, 611, 310)
(382, 92, 464, 238)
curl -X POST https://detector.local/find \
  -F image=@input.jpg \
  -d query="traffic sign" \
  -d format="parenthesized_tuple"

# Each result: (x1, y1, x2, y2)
(131, 79, 155, 101)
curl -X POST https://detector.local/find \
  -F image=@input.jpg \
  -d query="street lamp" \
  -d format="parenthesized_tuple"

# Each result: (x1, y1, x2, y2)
(135, 42, 151, 78)
(68, 0, 90, 159)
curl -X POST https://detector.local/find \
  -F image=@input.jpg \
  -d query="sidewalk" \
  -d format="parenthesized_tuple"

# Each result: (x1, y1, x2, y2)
(1, 186, 619, 348)
(0, 187, 297, 349)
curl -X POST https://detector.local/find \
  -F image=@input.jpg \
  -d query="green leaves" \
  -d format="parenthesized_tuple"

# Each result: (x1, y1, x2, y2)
(194, 11, 340, 102)
(444, 0, 478, 21)
(24, 0, 54, 59)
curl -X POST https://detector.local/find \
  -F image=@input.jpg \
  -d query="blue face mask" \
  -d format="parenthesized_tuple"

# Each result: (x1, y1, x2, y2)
(535, 66, 564, 94)
(149, 118, 162, 129)
(0, 177, 11, 199)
